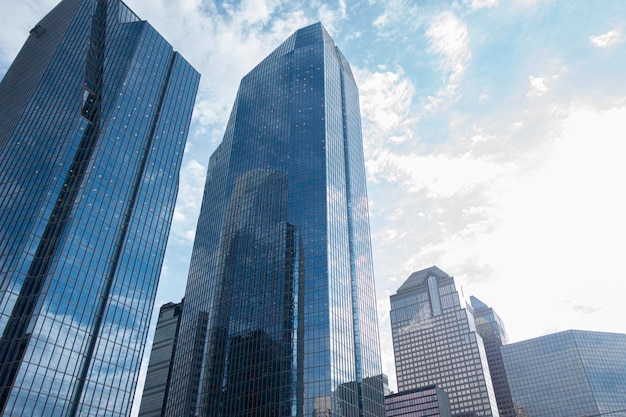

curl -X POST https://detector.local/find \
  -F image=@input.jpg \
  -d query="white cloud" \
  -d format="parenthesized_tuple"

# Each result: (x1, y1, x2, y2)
(373, 0, 411, 29)
(317, 0, 348, 35)
(527, 75, 548, 97)
(355, 67, 416, 148)
(461, 102, 626, 340)
(590, 29, 623, 48)
(465, 0, 499, 9)
(513, 0, 543, 7)
(170, 158, 206, 241)
(368, 149, 507, 198)
(237, 0, 277, 25)
(425, 12, 471, 108)
(373, 14, 387, 28)
(130, 0, 311, 127)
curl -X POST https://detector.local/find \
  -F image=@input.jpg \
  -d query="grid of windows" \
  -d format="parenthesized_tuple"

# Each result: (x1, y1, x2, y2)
(165, 23, 385, 417)
(470, 296, 515, 417)
(502, 330, 626, 417)
(0, 1, 199, 416)
(390, 267, 499, 417)
(138, 301, 184, 417)
(385, 386, 452, 417)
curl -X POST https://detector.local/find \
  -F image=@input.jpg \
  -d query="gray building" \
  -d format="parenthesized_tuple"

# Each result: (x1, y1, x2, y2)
(138, 301, 184, 417)
(502, 330, 626, 417)
(0, 1, 199, 416)
(385, 385, 452, 417)
(165, 23, 385, 417)
(470, 297, 515, 417)
(390, 266, 499, 417)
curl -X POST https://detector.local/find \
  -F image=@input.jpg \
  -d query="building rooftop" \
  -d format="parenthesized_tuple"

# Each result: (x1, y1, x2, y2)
(397, 265, 450, 293)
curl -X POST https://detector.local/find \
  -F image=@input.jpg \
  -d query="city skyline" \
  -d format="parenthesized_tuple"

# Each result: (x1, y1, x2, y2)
(1, 0, 625, 410)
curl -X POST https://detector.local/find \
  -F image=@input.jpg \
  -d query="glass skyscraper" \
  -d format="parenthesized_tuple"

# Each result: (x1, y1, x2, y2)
(502, 330, 626, 417)
(0, 1, 199, 416)
(470, 297, 514, 417)
(390, 266, 499, 417)
(139, 300, 184, 417)
(166, 23, 385, 417)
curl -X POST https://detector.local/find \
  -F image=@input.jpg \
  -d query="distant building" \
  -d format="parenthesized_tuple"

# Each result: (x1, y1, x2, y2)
(385, 385, 452, 417)
(470, 296, 515, 417)
(0, 0, 199, 415)
(383, 373, 392, 396)
(138, 300, 184, 417)
(390, 266, 499, 417)
(502, 330, 626, 417)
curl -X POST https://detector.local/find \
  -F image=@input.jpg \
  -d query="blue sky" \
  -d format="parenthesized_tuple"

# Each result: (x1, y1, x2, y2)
(1, 0, 626, 410)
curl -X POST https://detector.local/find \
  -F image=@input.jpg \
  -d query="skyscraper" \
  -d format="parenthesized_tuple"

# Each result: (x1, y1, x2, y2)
(166, 23, 385, 417)
(138, 300, 184, 417)
(390, 266, 499, 417)
(0, 1, 199, 415)
(470, 297, 514, 417)
(502, 330, 626, 417)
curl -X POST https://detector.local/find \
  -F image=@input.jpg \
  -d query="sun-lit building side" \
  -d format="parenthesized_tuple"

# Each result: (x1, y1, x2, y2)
(390, 266, 499, 417)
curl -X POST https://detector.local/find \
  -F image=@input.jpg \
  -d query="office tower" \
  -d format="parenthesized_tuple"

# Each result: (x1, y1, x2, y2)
(166, 22, 385, 417)
(385, 385, 452, 417)
(501, 330, 626, 417)
(0, 0, 199, 415)
(470, 297, 514, 417)
(390, 266, 499, 417)
(382, 374, 391, 396)
(138, 300, 184, 417)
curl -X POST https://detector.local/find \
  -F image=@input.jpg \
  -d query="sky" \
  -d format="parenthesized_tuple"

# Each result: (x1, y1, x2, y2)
(1, 0, 625, 412)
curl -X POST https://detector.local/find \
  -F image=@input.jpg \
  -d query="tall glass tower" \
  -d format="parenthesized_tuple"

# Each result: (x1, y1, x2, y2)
(166, 23, 385, 417)
(0, 1, 199, 416)
(470, 296, 514, 417)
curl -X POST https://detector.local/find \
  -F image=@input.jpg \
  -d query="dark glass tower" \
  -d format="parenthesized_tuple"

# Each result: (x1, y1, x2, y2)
(139, 300, 184, 417)
(166, 23, 385, 417)
(470, 297, 514, 417)
(0, 1, 199, 416)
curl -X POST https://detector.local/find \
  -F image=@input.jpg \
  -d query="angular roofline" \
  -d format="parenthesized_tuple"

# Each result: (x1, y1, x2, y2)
(396, 265, 450, 293)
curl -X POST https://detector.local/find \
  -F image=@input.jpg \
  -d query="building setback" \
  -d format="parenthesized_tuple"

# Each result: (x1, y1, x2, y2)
(138, 300, 184, 417)
(385, 385, 452, 417)
(165, 22, 385, 417)
(470, 296, 514, 417)
(0, 0, 199, 415)
(502, 330, 626, 417)
(390, 266, 499, 417)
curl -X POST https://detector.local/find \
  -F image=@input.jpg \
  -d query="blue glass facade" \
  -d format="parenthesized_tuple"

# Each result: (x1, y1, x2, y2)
(470, 297, 514, 417)
(502, 330, 626, 417)
(0, 1, 199, 416)
(166, 23, 385, 417)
